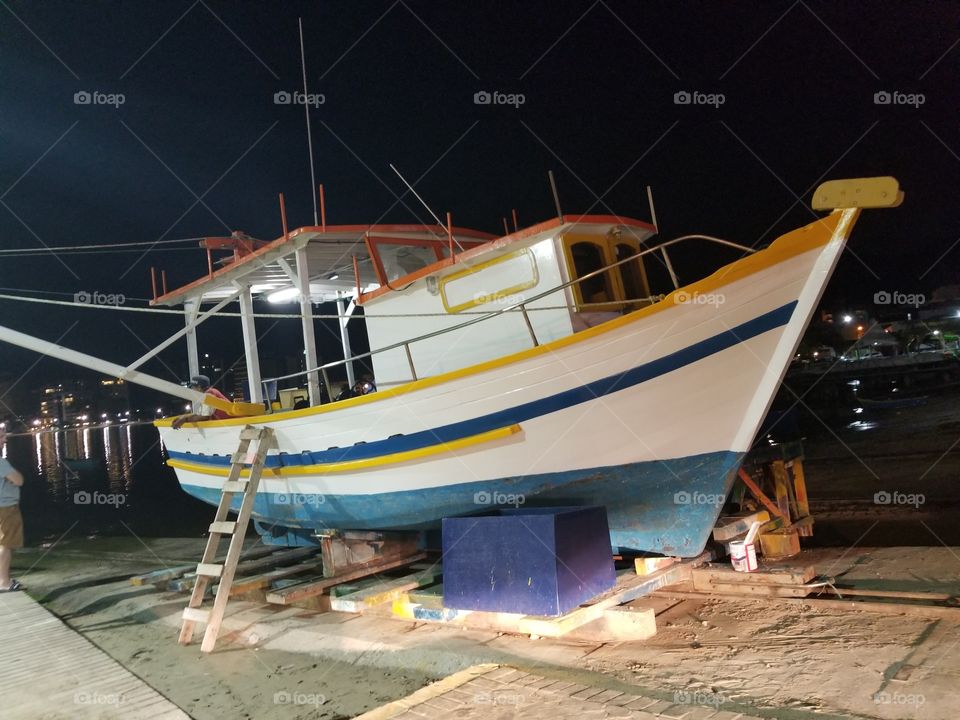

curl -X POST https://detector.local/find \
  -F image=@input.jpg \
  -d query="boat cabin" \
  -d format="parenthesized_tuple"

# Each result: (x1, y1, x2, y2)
(151, 214, 658, 404)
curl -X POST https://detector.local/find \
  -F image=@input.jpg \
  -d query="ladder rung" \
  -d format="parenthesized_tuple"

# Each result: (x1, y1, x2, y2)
(209, 521, 236, 535)
(196, 563, 223, 577)
(182, 607, 210, 623)
(222, 480, 249, 493)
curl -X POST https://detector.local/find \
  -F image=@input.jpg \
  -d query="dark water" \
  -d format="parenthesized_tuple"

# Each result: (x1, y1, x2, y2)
(2, 424, 212, 543)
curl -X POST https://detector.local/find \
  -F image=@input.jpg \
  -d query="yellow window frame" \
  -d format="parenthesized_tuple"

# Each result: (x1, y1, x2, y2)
(439, 248, 540, 313)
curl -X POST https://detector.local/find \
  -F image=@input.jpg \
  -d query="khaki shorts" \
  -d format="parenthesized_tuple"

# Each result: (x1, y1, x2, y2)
(0, 505, 24, 549)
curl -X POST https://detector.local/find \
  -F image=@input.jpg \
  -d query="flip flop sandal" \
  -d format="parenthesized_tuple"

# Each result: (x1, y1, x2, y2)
(0, 579, 23, 592)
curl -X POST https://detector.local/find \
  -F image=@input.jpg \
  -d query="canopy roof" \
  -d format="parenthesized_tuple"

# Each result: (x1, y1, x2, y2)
(151, 224, 496, 306)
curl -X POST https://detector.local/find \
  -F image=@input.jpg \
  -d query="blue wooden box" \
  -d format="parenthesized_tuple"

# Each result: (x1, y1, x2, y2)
(441, 506, 616, 616)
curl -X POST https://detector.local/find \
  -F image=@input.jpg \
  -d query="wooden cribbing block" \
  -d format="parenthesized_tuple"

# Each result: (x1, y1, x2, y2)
(635, 556, 678, 576)
(331, 566, 440, 613)
(564, 604, 657, 642)
(225, 559, 325, 596)
(130, 565, 195, 587)
(712, 510, 771, 542)
(265, 553, 426, 605)
(692, 564, 815, 588)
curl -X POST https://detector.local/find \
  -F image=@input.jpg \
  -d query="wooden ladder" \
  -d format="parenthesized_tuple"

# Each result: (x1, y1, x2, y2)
(178, 424, 275, 652)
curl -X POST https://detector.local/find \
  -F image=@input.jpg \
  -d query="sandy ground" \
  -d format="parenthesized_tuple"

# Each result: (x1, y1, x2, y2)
(10, 538, 960, 720)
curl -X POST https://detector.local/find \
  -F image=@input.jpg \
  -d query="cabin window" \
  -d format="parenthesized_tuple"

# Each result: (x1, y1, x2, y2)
(615, 243, 647, 300)
(570, 242, 613, 305)
(562, 232, 652, 315)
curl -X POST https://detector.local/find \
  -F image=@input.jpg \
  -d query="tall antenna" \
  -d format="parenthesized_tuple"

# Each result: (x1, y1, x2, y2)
(299, 17, 319, 226)
(389, 163, 464, 252)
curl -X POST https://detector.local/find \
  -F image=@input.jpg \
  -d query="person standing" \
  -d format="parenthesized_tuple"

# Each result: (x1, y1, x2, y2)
(0, 429, 25, 592)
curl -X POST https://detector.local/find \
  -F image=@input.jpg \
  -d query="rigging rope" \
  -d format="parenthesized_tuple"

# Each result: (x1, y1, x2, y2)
(0, 290, 638, 319)
(0, 237, 207, 255)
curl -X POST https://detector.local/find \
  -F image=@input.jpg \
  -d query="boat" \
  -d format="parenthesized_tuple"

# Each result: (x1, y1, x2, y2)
(0, 176, 904, 557)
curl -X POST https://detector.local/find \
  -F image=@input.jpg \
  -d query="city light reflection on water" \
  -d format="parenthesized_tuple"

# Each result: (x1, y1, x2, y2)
(5, 423, 211, 538)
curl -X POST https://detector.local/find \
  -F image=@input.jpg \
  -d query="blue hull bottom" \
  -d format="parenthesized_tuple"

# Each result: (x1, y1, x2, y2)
(181, 450, 744, 557)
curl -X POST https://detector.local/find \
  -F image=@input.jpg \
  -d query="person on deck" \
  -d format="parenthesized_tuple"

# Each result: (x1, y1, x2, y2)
(0, 429, 25, 592)
(172, 375, 233, 429)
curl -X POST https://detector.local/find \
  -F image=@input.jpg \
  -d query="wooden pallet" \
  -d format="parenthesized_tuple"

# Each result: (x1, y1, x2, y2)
(354, 552, 712, 641)
(265, 552, 428, 605)
(129, 545, 278, 588)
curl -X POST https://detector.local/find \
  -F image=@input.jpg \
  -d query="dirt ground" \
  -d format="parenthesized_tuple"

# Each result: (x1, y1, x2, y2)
(10, 538, 960, 720)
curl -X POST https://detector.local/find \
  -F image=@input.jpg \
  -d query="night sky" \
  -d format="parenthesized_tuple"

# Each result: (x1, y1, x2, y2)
(1, 1, 958, 411)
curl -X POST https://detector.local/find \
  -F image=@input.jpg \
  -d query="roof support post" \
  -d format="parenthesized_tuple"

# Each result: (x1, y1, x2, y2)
(237, 284, 263, 403)
(295, 246, 321, 405)
(337, 296, 356, 388)
(184, 299, 200, 382)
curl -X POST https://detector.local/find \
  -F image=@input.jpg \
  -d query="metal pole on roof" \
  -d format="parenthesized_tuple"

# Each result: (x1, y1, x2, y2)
(296, 245, 321, 405)
(299, 18, 320, 226)
(548, 170, 562, 222)
(238, 285, 264, 403)
(184, 299, 201, 382)
(337, 296, 356, 388)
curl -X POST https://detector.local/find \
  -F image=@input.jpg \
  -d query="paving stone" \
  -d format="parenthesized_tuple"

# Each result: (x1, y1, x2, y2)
(607, 693, 642, 707)
(706, 712, 743, 720)
(540, 681, 577, 694)
(527, 676, 559, 689)
(422, 695, 461, 711)
(513, 673, 545, 686)
(463, 677, 500, 691)
(624, 696, 658, 710)
(590, 689, 625, 703)
(638, 699, 675, 714)
(570, 686, 608, 701)
(680, 707, 719, 720)
(656, 704, 692, 718)
(560, 683, 590, 696)
(483, 667, 518, 681)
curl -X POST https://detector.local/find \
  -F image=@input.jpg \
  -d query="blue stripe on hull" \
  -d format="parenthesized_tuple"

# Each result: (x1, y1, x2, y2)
(180, 450, 743, 557)
(168, 302, 795, 470)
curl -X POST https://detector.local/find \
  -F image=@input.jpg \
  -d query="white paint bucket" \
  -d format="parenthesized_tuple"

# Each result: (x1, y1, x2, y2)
(729, 540, 758, 572)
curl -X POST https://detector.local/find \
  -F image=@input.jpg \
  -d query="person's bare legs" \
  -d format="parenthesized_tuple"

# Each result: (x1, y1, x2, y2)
(0, 546, 11, 589)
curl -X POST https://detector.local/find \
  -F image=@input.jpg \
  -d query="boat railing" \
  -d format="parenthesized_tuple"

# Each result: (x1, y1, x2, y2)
(260, 234, 755, 404)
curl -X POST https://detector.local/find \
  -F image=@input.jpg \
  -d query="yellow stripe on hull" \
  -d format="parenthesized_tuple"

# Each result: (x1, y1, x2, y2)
(166, 423, 522, 478)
